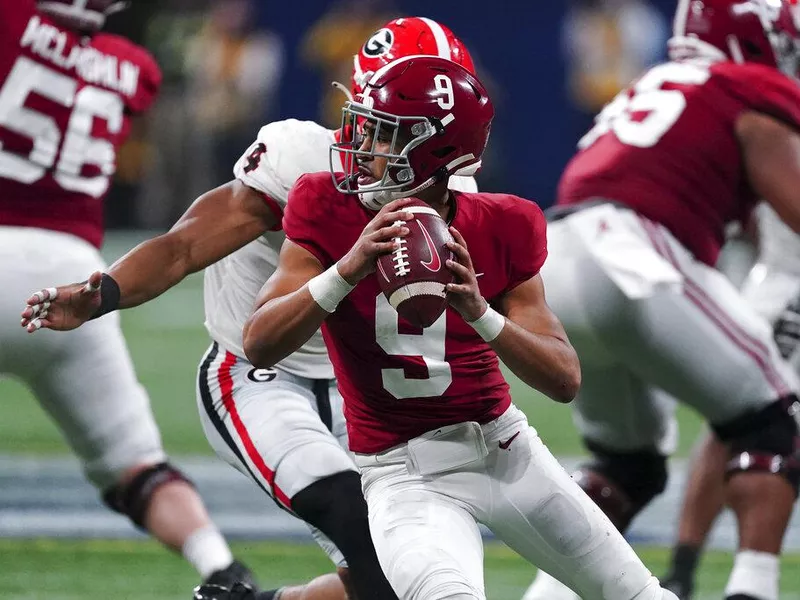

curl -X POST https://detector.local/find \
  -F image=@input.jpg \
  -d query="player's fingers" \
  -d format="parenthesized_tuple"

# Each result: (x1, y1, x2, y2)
(446, 259, 473, 281)
(445, 282, 470, 295)
(364, 211, 412, 235)
(371, 224, 409, 241)
(373, 240, 403, 255)
(21, 299, 51, 322)
(449, 226, 468, 249)
(446, 240, 473, 268)
(380, 197, 418, 214)
(381, 210, 414, 227)
(26, 301, 51, 318)
(83, 271, 103, 293)
(28, 287, 57, 305)
(26, 317, 52, 333)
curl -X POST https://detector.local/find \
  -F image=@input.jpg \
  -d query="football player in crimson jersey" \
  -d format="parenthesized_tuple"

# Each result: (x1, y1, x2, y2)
(21, 16, 478, 600)
(522, 1, 800, 600)
(660, 217, 800, 600)
(0, 0, 257, 593)
(242, 55, 678, 600)
(658, 204, 800, 600)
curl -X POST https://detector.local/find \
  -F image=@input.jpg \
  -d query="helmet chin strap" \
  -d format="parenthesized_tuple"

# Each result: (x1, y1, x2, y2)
(357, 175, 438, 211)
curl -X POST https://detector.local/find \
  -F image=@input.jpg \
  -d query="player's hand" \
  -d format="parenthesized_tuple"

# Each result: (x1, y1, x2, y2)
(20, 271, 103, 333)
(445, 227, 488, 322)
(337, 197, 417, 285)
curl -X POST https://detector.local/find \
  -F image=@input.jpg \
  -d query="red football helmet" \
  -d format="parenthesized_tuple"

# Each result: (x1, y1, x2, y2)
(351, 17, 476, 99)
(331, 56, 494, 209)
(669, 0, 800, 78)
(38, 0, 128, 32)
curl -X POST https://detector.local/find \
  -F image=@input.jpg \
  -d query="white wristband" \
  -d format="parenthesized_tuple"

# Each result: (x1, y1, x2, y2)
(468, 304, 505, 342)
(308, 264, 355, 313)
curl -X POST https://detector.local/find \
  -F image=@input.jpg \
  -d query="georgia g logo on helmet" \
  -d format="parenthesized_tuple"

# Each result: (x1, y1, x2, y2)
(363, 28, 394, 57)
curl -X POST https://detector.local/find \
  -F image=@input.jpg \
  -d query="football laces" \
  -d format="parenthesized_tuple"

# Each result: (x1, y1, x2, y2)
(390, 219, 410, 277)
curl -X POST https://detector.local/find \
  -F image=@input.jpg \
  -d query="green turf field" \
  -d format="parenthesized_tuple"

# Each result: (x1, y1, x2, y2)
(1, 539, 799, 600)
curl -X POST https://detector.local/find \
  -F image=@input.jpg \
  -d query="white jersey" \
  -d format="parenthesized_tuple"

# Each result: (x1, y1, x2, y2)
(756, 203, 800, 277)
(203, 118, 477, 379)
(204, 119, 336, 378)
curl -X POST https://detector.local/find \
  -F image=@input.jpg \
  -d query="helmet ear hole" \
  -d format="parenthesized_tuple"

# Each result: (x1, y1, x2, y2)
(743, 40, 764, 56)
(432, 145, 456, 159)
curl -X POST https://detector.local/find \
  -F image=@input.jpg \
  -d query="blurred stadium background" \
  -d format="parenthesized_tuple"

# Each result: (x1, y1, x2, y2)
(2, 1, 800, 598)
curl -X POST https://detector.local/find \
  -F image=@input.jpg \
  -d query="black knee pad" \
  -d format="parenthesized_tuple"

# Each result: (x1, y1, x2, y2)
(291, 470, 371, 555)
(292, 470, 397, 600)
(102, 462, 194, 529)
(575, 441, 669, 531)
(712, 396, 800, 493)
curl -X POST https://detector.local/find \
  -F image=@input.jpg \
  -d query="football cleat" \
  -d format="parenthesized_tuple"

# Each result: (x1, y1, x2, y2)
(201, 560, 259, 594)
(661, 577, 693, 600)
(192, 582, 257, 600)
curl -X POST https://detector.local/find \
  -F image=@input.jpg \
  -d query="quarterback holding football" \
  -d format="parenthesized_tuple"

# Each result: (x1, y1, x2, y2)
(242, 54, 679, 600)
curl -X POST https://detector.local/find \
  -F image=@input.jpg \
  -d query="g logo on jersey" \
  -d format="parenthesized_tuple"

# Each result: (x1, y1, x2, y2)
(247, 367, 277, 383)
(363, 28, 394, 57)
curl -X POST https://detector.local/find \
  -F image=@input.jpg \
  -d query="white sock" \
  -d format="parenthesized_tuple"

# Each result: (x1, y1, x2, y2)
(724, 550, 779, 600)
(522, 569, 581, 600)
(181, 524, 234, 579)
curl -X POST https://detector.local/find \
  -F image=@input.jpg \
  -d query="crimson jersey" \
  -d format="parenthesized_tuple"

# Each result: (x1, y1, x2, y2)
(558, 60, 800, 266)
(0, 0, 161, 247)
(283, 172, 547, 453)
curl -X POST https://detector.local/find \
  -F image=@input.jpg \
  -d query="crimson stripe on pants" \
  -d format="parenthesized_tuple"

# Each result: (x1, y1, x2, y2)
(216, 350, 294, 509)
(639, 216, 789, 397)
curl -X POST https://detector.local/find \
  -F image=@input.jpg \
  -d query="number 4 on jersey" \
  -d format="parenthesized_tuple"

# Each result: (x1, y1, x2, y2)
(243, 142, 267, 174)
(579, 62, 711, 150)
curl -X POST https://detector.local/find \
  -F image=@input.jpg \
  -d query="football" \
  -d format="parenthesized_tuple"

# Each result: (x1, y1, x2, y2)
(376, 199, 455, 328)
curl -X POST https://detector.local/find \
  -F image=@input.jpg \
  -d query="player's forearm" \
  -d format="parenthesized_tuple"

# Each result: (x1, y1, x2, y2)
(490, 321, 581, 403)
(243, 288, 329, 368)
(107, 234, 194, 309)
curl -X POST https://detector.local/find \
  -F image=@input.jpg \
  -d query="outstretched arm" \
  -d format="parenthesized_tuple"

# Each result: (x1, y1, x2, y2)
(109, 180, 277, 308)
(21, 180, 276, 331)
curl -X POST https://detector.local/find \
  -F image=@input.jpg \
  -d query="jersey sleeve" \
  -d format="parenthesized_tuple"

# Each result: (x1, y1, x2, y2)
(713, 62, 800, 132)
(282, 173, 335, 268)
(233, 119, 334, 215)
(91, 34, 162, 114)
(130, 49, 161, 114)
(503, 198, 548, 293)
